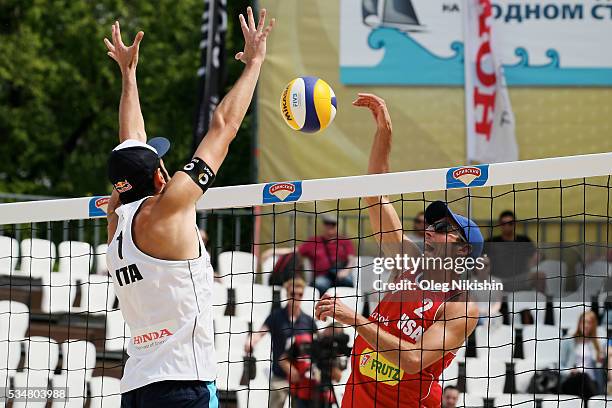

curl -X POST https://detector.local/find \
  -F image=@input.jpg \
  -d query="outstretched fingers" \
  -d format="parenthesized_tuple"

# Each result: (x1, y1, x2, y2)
(247, 6, 256, 31)
(262, 18, 275, 38)
(257, 9, 266, 33)
(104, 37, 115, 53)
(238, 13, 249, 37)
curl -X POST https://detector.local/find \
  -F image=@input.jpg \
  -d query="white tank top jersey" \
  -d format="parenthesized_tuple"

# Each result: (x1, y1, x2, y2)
(106, 197, 216, 393)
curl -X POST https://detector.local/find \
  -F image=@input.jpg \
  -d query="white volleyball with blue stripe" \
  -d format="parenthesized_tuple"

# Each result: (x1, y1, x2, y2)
(280, 76, 337, 133)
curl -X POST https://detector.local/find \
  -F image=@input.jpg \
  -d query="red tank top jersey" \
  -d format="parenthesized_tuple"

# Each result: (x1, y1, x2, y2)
(342, 272, 462, 408)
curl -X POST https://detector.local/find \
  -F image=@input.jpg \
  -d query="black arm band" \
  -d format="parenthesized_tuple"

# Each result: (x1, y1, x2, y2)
(179, 157, 216, 193)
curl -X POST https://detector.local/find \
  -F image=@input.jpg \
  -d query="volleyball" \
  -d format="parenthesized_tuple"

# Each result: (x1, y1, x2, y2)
(280, 76, 337, 133)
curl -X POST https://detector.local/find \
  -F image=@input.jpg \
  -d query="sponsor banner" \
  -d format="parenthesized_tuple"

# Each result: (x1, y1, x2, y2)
(465, 0, 519, 163)
(446, 164, 489, 188)
(262, 181, 303, 204)
(88, 196, 110, 217)
(340, 0, 612, 86)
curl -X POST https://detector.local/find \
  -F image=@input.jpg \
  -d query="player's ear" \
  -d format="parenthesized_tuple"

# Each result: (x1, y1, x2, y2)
(153, 168, 166, 193)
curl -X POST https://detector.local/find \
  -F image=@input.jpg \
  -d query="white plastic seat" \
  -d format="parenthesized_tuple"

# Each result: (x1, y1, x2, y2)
(214, 316, 249, 392)
(324, 286, 363, 322)
(212, 281, 229, 319)
(57, 241, 92, 283)
(540, 394, 584, 408)
(89, 376, 121, 408)
(235, 284, 275, 328)
(475, 324, 513, 361)
(105, 309, 130, 353)
(535, 260, 569, 297)
(236, 387, 273, 408)
(41, 272, 76, 314)
(217, 251, 258, 288)
(569, 260, 610, 301)
(0, 236, 19, 276)
(440, 360, 459, 387)
(16, 238, 56, 279)
(494, 393, 537, 407)
(465, 357, 507, 396)
(12, 336, 60, 408)
(0, 300, 29, 341)
(95, 244, 109, 276)
(589, 395, 612, 408)
(457, 393, 485, 407)
(74, 275, 115, 314)
(521, 325, 563, 368)
(51, 340, 96, 408)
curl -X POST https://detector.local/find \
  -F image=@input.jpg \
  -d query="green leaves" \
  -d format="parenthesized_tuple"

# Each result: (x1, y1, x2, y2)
(0, 0, 254, 198)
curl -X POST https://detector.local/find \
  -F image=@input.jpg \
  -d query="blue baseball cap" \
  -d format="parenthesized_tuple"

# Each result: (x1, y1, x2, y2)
(147, 137, 170, 157)
(424, 201, 484, 258)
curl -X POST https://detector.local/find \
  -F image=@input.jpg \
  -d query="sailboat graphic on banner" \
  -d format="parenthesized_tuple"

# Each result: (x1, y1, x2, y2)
(362, 0, 426, 32)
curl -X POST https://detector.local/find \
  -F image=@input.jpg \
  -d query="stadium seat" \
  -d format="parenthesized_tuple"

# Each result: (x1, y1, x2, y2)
(105, 309, 130, 353)
(556, 302, 590, 330)
(12, 336, 60, 408)
(570, 260, 610, 301)
(236, 387, 273, 408)
(215, 316, 250, 391)
(324, 286, 364, 319)
(88, 376, 121, 408)
(57, 240, 92, 283)
(94, 244, 109, 276)
(73, 275, 115, 315)
(235, 283, 276, 328)
(521, 325, 563, 368)
(535, 260, 569, 297)
(212, 280, 229, 319)
(475, 324, 513, 361)
(0, 236, 18, 276)
(465, 357, 507, 396)
(589, 395, 612, 408)
(457, 393, 485, 407)
(16, 238, 56, 279)
(214, 316, 249, 364)
(51, 340, 96, 408)
(440, 358, 459, 387)
(504, 290, 548, 328)
(41, 271, 77, 314)
(355, 256, 375, 293)
(217, 251, 258, 288)
(539, 394, 584, 408)
(0, 300, 29, 341)
(494, 393, 539, 407)
(215, 316, 249, 391)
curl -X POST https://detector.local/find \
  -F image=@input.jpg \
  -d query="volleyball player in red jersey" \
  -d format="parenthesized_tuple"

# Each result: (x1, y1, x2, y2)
(315, 94, 482, 407)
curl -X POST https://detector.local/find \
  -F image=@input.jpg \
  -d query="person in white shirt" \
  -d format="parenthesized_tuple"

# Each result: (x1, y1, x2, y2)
(103, 8, 274, 407)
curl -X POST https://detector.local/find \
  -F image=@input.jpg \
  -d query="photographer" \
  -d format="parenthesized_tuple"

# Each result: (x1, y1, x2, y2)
(284, 324, 349, 408)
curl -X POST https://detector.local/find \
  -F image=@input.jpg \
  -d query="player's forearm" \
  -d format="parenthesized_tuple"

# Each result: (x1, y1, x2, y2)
(193, 61, 262, 159)
(119, 71, 146, 143)
(355, 315, 425, 375)
(367, 127, 392, 175)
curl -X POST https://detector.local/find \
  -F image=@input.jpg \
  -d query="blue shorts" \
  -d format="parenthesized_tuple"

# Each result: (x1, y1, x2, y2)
(121, 380, 218, 408)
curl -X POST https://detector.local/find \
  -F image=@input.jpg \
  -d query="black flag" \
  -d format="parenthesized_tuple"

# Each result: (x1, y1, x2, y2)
(193, 0, 227, 152)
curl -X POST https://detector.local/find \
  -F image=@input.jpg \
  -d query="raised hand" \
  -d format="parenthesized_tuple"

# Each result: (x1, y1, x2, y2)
(235, 7, 275, 65)
(104, 21, 144, 74)
(353, 93, 393, 134)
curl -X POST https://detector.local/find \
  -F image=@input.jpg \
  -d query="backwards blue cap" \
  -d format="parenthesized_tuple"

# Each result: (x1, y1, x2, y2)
(424, 201, 484, 258)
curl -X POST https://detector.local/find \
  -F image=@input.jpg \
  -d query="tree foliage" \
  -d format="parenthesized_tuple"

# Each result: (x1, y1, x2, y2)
(0, 0, 252, 198)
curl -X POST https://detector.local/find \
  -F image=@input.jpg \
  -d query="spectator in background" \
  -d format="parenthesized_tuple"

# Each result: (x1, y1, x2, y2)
(299, 214, 357, 295)
(485, 210, 544, 293)
(405, 211, 425, 251)
(244, 278, 316, 408)
(441, 385, 459, 408)
(560, 310, 606, 399)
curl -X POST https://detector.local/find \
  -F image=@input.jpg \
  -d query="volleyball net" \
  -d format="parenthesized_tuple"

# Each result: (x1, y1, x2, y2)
(0, 152, 610, 407)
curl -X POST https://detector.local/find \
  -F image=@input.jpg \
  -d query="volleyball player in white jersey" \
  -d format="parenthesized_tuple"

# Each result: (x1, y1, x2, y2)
(103, 8, 274, 407)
